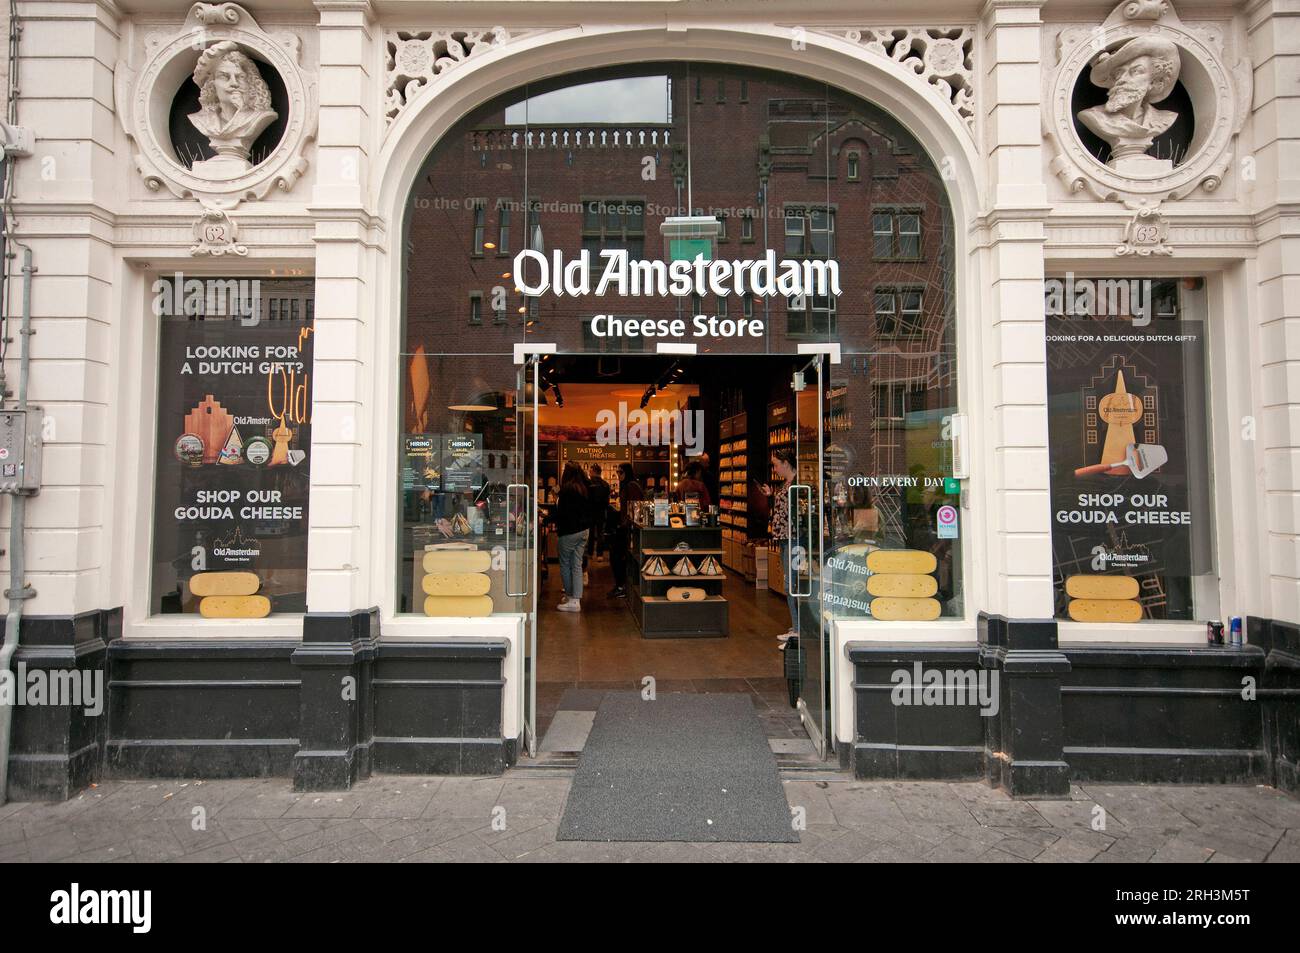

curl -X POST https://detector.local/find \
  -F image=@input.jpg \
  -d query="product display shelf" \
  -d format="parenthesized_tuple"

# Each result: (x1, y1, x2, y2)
(629, 523, 729, 638)
(719, 412, 749, 572)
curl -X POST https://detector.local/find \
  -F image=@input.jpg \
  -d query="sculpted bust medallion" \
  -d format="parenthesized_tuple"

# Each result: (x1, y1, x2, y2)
(1077, 35, 1182, 174)
(187, 40, 278, 178)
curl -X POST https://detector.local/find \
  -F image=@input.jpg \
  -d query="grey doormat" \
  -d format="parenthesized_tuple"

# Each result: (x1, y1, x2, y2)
(556, 692, 799, 843)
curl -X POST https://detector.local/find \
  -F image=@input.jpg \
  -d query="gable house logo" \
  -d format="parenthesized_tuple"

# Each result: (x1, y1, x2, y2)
(50, 884, 151, 934)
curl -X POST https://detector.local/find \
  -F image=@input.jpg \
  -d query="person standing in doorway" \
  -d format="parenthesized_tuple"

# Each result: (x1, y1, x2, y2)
(607, 462, 644, 599)
(759, 448, 800, 644)
(552, 462, 590, 612)
(676, 460, 712, 507)
(587, 464, 611, 560)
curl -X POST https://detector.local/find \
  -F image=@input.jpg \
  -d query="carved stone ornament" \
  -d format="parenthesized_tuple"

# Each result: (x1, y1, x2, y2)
(1115, 202, 1173, 256)
(114, 3, 317, 209)
(818, 28, 975, 136)
(191, 206, 248, 256)
(384, 28, 538, 131)
(1044, 0, 1251, 204)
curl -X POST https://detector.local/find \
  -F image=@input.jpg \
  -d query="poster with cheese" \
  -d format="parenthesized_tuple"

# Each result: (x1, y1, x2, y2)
(150, 277, 314, 615)
(1045, 299, 1213, 622)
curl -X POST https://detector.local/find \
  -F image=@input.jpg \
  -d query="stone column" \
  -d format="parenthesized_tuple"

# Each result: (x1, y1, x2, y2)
(293, 0, 379, 790)
(1, 0, 120, 799)
(1245, 0, 1300, 795)
(976, 0, 1069, 797)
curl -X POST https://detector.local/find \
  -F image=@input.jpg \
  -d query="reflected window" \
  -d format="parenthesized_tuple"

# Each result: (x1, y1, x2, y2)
(873, 207, 923, 260)
(784, 206, 835, 257)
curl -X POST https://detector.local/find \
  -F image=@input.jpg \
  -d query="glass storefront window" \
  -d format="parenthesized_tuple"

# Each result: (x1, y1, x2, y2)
(401, 63, 961, 623)
(1045, 276, 1217, 622)
(151, 277, 314, 615)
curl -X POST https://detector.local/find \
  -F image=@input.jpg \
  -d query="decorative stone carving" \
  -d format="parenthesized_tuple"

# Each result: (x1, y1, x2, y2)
(1044, 0, 1250, 206)
(114, 3, 317, 209)
(1077, 35, 1182, 175)
(384, 28, 535, 129)
(1115, 203, 1173, 256)
(191, 207, 248, 256)
(187, 40, 279, 178)
(820, 28, 975, 135)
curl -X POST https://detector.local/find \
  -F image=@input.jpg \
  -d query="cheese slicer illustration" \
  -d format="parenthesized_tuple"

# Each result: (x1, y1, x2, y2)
(1074, 442, 1168, 479)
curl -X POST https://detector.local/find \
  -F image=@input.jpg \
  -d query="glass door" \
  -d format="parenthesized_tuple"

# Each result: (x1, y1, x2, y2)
(791, 355, 828, 756)
(512, 357, 541, 755)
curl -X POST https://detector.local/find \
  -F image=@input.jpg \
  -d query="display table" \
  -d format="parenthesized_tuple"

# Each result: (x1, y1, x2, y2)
(628, 522, 729, 638)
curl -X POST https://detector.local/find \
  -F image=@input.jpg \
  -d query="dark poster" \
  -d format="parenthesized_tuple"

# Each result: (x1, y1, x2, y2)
(1046, 318, 1213, 620)
(152, 311, 313, 613)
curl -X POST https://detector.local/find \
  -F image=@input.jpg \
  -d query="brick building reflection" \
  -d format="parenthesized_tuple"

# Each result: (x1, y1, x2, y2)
(403, 65, 958, 561)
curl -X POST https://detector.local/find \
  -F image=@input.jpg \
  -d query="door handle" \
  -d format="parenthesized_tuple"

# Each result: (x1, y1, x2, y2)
(789, 483, 813, 598)
(505, 482, 530, 597)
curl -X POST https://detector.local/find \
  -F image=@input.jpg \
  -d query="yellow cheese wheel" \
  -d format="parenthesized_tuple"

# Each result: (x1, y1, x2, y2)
(1067, 599, 1143, 623)
(867, 573, 938, 598)
(423, 595, 493, 617)
(422, 572, 491, 597)
(190, 571, 260, 597)
(199, 595, 271, 619)
(866, 550, 938, 575)
(422, 549, 492, 574)
(870, 596, 941, 622)
(1064, 575, 1140, 601)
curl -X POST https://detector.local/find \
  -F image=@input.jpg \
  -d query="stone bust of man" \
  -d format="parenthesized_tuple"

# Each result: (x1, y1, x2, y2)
(1077, 35, 1182, 174)
(186, 40, 278, 177)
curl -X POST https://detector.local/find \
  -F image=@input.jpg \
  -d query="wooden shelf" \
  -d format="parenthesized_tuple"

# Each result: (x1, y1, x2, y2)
(641, 547, 723, 556)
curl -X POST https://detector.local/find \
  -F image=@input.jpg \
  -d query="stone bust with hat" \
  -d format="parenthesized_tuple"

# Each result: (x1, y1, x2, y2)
(1077, 34, 1183, 174)
(186, 40, 279, 179)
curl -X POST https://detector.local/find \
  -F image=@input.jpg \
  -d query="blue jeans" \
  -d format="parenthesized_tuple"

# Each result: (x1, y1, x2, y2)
(779, 540, 799, 632)
(558, 530, 589, 599)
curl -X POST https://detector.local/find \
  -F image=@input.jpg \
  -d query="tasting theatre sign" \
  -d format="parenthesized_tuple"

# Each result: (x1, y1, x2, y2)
(513, 248, 841, 340)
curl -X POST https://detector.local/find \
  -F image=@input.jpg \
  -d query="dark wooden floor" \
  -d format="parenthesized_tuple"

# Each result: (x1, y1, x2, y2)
(536, 553, 791, 684)
(533, 552, 801, 741)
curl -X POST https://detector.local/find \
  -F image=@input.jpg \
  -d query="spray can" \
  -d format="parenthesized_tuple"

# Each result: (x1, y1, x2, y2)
(1229, 617, 1243, 647)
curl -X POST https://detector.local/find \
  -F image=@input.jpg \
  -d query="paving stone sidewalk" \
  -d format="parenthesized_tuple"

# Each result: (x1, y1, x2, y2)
(2, 773, 1298, 863)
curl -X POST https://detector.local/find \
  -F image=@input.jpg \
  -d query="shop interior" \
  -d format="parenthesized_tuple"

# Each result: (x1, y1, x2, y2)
(528, 354, 817, 741)
(401, 352, 841, 746)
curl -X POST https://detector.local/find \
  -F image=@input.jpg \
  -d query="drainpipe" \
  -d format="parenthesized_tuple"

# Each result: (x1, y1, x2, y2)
(0, 242, 34, 806)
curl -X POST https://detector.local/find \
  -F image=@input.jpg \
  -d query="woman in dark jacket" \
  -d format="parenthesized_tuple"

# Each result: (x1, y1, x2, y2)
(553, 463, 590, 612)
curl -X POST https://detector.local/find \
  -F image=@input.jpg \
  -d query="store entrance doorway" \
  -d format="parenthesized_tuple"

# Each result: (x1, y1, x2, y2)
(514, 353, 831, 761)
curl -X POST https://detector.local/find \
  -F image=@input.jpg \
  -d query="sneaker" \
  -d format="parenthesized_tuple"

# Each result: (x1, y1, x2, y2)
(607, 587, 626, 598)
(777, 629, 796, 643)
(557, 599, 581, 613)
(559, 594, 570, 605)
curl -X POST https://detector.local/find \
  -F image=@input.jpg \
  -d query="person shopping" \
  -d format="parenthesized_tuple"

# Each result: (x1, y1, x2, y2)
(587, 464, 611, 559)
(759, 448, 800, 644)
(676, 460, 712, 507)
(607, 462, 644, 599)
(552, 463, 590, 612)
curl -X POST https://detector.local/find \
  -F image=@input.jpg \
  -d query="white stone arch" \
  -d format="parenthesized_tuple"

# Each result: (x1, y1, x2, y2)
(375, 24, 980, 239)
(365, 23, 990, 619)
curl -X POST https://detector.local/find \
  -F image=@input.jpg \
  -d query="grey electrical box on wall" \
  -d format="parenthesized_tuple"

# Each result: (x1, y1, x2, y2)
(0, 408, 43, 493)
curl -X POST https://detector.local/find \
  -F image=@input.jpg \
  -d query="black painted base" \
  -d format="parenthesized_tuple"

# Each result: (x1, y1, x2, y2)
(845, 614, 1300, 799)
(8, 607, 1298, 802)
(4, 609, 113, 801)
(5, 607, 516, 801)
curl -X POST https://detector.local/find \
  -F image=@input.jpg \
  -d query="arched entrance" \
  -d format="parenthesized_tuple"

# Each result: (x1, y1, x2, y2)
(377, 33, 975, 763)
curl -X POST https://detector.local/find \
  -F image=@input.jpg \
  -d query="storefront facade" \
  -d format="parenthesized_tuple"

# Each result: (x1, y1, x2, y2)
(3, 0, 1298, 800)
